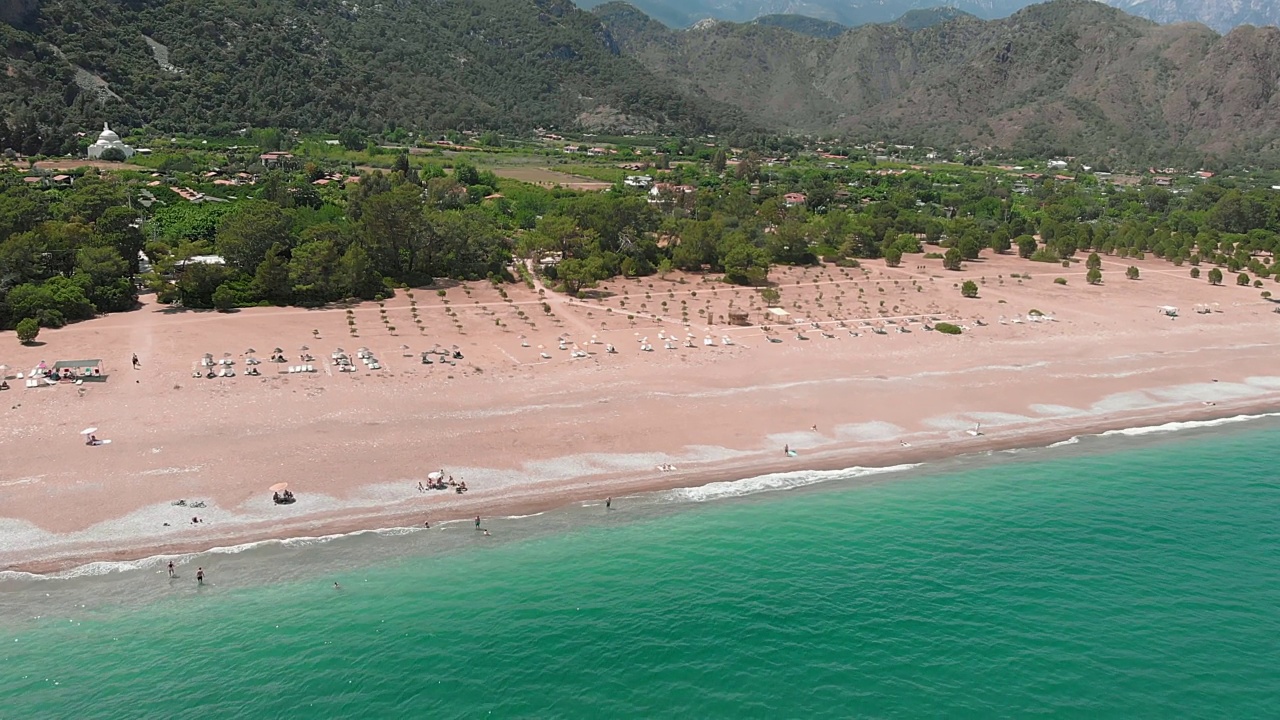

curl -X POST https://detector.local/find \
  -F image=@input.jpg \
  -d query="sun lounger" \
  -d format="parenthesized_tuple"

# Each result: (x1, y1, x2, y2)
(26, 379, 37, 388)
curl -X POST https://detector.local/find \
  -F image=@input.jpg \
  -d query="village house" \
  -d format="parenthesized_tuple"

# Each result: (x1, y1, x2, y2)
(783, 192, 807, 206)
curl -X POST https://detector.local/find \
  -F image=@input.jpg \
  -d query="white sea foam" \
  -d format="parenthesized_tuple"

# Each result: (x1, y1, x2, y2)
(665, 464, 922, 503)
(1047, 437, 1080, 448)
(1099, 412, 1280, 437)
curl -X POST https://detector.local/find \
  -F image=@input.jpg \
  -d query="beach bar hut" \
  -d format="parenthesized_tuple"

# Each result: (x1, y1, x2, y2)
(52, 359, 106, 381)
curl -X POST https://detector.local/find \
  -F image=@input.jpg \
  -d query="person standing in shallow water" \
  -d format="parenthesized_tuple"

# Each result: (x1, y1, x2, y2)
(475, 515, 481, 528)
(168, 561, 175, 578)
(606, 497, 611, 509)
(196, 568, 204, 585)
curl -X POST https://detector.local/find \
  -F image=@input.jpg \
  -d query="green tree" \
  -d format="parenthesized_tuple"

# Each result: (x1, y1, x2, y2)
(1087, 267, 1102, 284)
(943, 247, 963, 271)
(1016, 235, 1037, 259)
(1126, 266, 1140, 280)
(710, 149, 727, 173)
(212, 284, 238, 311)
(98, 147, 127, 162)
(15, 317, 38, 344)
(252, 243, 292, 303)
(1086, 252, 1102, 270)
(961, 280, 978, 298)
(884, 247, 902, 267)
(1191, 267, 1201, 279)
(338, 129, 365, 151)
(1237, 272, 1251, 286)
(216, 201, 293, 273)
(1208, 268, 1223, 285)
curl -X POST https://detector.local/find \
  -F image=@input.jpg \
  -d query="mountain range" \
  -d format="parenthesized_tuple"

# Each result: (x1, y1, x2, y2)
(573, 0, 1280, 34)
(1, 0, 1278, 167)
(594, 0, 1280, 165)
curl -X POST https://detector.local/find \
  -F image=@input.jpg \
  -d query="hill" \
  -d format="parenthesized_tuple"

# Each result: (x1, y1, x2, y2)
(752, 14, 848, 38)
(0, 0, 753, 155)
(892, 7, 979, 30)
(598, 0, 1280, 165)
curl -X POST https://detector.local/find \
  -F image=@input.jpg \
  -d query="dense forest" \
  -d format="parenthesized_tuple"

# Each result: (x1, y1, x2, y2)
(4, 145, 1280, 335)
(0, 0, 751, 155)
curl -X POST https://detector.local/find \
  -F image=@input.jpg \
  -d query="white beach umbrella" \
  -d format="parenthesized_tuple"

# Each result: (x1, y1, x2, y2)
(80, 427, 98, 435)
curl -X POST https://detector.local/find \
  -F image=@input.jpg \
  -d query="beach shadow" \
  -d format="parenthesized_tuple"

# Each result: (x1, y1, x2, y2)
(20, 340, 47, 347)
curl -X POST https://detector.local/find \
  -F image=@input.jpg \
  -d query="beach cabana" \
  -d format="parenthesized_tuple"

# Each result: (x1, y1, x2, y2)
(52, 359, 106, 381)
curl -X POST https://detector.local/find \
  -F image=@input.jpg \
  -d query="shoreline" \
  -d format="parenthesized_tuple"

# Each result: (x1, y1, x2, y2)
(5, 257, 1280, 579)
(7, 396, 1277, 577)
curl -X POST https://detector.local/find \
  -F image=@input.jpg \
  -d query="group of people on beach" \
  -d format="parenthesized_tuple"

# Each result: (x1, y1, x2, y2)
(273, 489, 296, 504)
(419, 472, 467, 494)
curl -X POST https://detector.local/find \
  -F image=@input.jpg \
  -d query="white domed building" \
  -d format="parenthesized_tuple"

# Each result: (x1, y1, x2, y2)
(86, 122, 135, 160)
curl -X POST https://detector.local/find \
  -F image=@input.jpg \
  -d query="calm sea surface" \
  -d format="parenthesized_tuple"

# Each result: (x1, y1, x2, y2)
(2, 419, 1279, 719)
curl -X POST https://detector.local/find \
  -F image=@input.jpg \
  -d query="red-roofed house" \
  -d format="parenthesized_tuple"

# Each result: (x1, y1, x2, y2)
(783, 192, 807, 206)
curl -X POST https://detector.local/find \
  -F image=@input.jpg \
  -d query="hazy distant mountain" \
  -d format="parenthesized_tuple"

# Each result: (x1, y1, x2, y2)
(1107, 0, 1280, 31)
(576, 0, 1280, 33)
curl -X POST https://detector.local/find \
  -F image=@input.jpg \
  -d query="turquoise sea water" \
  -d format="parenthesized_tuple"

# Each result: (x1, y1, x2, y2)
(3, 420, 1280, 719)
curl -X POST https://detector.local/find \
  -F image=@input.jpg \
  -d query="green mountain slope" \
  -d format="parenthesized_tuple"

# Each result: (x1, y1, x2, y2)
(599, 0, 1280, 164)
(0, 0, 751, 153)
(752, 14, 847, 38)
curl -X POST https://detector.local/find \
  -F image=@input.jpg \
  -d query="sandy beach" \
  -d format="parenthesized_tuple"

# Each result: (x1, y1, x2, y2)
(3, 252, 1279, 573)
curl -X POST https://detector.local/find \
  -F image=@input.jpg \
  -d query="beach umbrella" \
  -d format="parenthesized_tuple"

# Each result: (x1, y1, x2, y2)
(245, 348, 256, 354)
(427, 470, 444, 481)
(80, 427, 98, 435)
(269, 482, 288, 493)
(300, 345, 309, 351)
(274, 347, 283, 353)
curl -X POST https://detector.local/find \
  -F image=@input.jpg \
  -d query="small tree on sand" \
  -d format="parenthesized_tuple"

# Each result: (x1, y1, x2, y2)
(960, 280, 978, 298)
(943, 247, 963, 271)
(1086, 267, 1102, 285)
(1086, 253, 1102, 271)
(16, 317, 39, 344)
(1208, 268, 1223, 285)
(1126, 266, 1139, 280)
(884, 247, 902, 267)
(1237, 272, 1251, 286)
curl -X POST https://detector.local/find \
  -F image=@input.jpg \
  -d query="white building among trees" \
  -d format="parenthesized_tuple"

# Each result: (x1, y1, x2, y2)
(87, 123, 136, 160)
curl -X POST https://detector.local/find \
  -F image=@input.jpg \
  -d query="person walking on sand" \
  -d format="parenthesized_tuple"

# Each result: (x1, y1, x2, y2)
(168, 561, 175, 578)
(132, 354, 140, 369)
(196, 568, 204, 585)
(606, 497, 611, 509)
(784, 444, 789, 456)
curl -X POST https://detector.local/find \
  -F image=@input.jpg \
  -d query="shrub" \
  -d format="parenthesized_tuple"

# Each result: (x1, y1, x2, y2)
(960, 280, 978, 298)
(884, 247, 902, 267)
(1086, 268, 1102, 285)
(1054, 277, 1067, 285)
(943, 247, 962, 271)
(15, 318, 39, 344)
(1126, 266, 1140, 280)
(1237, 273, 1251, 286)
(934, 322, 962, 335)
(1190, 268, 1201, 279)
